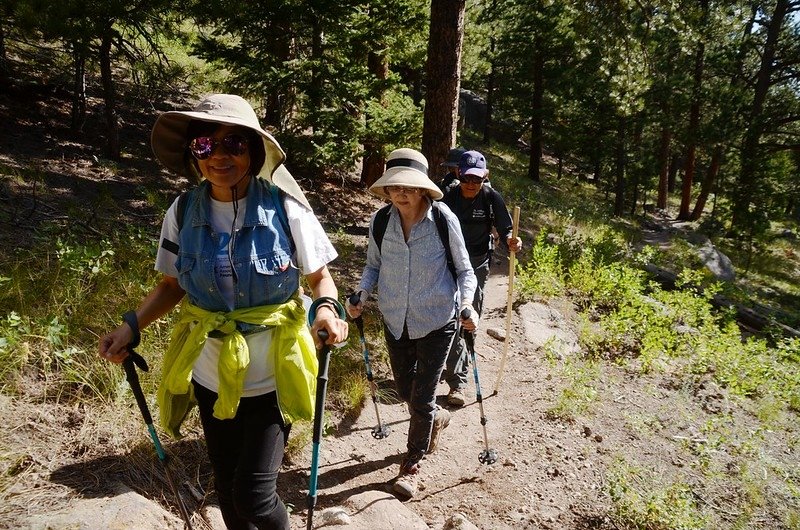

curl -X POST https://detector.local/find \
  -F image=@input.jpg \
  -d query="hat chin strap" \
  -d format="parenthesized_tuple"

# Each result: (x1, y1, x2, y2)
(228, 173, 251, 198)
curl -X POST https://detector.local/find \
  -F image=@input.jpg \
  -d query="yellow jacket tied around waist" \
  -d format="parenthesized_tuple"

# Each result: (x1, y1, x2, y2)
(157, 297, 318, 438)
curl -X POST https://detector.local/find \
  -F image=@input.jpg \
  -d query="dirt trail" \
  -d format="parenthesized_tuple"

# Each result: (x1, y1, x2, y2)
(284, 254, 608, 530)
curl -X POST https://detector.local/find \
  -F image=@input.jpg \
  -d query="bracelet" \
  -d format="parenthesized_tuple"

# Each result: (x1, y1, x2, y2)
(316, 302, 337, 314)
(122, 310, 141, 349)
(307, 296, 346, 327)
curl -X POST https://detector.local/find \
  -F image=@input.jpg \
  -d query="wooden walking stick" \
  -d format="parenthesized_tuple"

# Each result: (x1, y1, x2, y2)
(492, 205, 520, 395)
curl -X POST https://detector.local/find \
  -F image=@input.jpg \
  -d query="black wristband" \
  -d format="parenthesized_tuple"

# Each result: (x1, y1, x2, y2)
(122, 310, 141, 349)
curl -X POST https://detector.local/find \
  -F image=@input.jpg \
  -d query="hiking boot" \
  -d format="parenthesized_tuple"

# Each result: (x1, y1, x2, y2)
(427, 406, 451, 454)
(447, 388, 466, 407)
(393, 460, 420, 498)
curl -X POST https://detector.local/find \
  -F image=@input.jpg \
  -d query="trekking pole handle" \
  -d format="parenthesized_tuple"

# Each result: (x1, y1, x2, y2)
(460, 307, 476, 345)
(122, 351, 155, 433)
(129, 350, 149, 372)
(347, 292, 366, 333)
(460, 307, 477, 325)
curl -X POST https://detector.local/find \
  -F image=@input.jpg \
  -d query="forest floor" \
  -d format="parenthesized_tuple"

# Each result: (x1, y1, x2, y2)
(0, 88, 798, 530)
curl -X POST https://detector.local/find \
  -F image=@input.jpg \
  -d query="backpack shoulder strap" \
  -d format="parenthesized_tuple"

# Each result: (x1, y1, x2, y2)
(431, 202, 457, 282)
(483, 186, 495, 228)
(160, 190, 191, 256)
(175, 190, 190, 232)
(372, 204, 393, 252)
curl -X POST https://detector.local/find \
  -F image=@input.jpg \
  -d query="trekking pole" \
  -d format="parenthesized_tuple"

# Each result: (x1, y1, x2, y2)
(348, 292, 390, 439)
(307, 328, 331, 530)
(122, 350, 194, 529)
(461, 309, 498, 465)
(492, 205, 520, 395)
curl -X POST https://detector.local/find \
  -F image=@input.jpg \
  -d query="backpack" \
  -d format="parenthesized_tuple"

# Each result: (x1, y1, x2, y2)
(442, 185, 496, 255)
(174, 183, 294, 252)
(372, 202, 457, 281)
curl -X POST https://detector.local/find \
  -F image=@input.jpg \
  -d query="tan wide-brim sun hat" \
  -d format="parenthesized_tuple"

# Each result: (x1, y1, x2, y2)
(150, 93, 310, 209)
(369, 148, 444, 201)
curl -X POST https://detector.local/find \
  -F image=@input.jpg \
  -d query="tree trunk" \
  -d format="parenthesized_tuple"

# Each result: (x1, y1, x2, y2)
(99, 29, 120, 161)
(263, 23, 292, 128)
(422, 0, 466, 172)
(667, 153, 679, 193)
(656, 125, 671, 209)
(731, 0, 788, 229)
(690, 144, 722, 220)
(483, 38, 496, 145)
(613, 116, 626, 217)
(71, 44, 87, 133)
(629, 117, 644, 216)
(309, 18, 323, 134)
(593, 160, 601, 187)
(0, 20, 8, 86)
(527, 43, 544, 182)
(360, 50, 389, 187)
(677, 6, 706, 220)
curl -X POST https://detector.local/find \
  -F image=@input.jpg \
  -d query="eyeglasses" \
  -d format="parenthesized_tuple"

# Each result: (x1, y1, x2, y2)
(460, 175, 485, 184)
(386, 186, 419, 195)
(189, 134, 249, 160)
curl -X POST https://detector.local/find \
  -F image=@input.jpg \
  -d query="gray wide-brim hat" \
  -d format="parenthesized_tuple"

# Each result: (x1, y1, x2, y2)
(369, 148, 443, 201)
(440, 147, 466, 168)
(151, 93, 310, 209)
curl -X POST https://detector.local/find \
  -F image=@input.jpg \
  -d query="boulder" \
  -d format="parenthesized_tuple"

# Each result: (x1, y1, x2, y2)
(25, 483, 184, 530)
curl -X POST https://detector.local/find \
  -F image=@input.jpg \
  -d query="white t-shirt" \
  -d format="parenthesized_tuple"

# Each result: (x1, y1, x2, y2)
(155, 192, 337, 396)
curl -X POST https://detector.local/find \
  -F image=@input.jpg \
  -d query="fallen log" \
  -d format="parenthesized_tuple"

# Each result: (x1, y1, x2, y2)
(643, 263, 800, 340)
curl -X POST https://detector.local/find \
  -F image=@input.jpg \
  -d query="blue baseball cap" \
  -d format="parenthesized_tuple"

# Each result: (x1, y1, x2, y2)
(458, 150, 488, 178)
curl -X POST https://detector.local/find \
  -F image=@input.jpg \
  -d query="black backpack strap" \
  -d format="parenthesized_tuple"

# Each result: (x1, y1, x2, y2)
(483, 186, 496, 255)
(176, 191, 190, 231)
(161, 191, 190, 255)
(372, 204, 393, 252)
(431, 202, 457, 282)
(484, 186, 495, 229)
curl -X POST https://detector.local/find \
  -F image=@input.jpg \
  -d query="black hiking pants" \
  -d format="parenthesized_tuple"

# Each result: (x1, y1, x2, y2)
(194, 382, 290, 530)
(443, 255, 490, 392)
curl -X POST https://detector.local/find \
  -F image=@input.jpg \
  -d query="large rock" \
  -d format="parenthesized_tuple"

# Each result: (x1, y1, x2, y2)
(25, 483, 184, 529)
(334, 490, 430, 529)
(519, 302, 580, 358)
(695, 237, 735, 281)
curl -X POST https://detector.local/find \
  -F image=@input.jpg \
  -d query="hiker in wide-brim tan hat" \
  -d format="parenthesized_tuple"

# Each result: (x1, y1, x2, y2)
(348, 147, 478, 499)
(99, 93, 348, 530)
(151, 93, 310, 209)
(369, 148, 444, 201)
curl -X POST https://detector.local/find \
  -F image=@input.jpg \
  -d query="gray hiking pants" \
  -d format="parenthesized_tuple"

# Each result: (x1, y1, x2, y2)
(385, 318, 457, 463)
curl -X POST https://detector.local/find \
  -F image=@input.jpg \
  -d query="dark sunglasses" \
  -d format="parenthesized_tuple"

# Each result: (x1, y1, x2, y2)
(189, 134, 249, 160)
(460, 174, 485, 184)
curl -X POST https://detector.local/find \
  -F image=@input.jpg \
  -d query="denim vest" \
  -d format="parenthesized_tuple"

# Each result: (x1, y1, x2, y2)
(175, 178, 299, 325)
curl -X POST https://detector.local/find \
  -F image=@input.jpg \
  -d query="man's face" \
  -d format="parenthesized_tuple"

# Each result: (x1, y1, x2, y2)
(460, 173, 485, 199)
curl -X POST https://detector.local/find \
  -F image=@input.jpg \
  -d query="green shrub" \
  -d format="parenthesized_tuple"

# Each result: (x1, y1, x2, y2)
(517, 230, 565, 299)
(607, 459, 707, 530)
